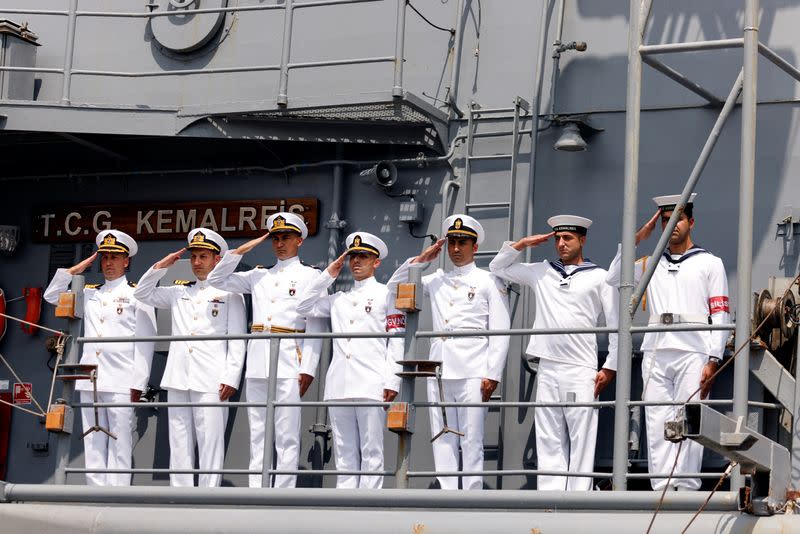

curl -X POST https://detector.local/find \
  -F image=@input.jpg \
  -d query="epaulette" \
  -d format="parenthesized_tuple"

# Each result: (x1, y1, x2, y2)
(128, 281, 138, 288)
(84, 283, 103, 289)
(255, 264, 273, 269)
(301, 261, 321, 270)
(173, 279, 196, 286)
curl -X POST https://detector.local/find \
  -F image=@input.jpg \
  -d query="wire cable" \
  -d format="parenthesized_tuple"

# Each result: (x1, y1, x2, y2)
(406, 0, 455, 35)
(0, 350, 47, 416)
(680, 461, 737, 534)
(406, 222, 438, 243)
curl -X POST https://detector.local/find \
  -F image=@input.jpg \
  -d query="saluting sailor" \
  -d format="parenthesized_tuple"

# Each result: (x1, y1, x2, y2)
(133, 228, 246, 488)
(606, 194, 729, 491)
(296, 232, 405, 489)
(43, 230, 157, 487)
(207, 212, 324, 488)
(388, 215, 510, 490)
(489, 215, 619, 491)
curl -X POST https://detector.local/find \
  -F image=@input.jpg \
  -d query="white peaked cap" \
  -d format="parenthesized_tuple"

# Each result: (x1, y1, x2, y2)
(96, 229, 138, 257)
(345, 232, 388, 259)
(443, 214, 485, 245)
(266, 211, 308, 239)
(187, 227, 228, 256)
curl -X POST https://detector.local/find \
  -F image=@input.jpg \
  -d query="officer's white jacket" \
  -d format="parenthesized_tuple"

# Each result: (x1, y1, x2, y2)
(388, 259, 510, 382)
(490, 243, 619, 371)
(207, 252, 324, 380)
(606, 244, 729, 358)
(44, 270, 157, 393)
(296, 271, 404, 400)
(133, 266, 246, 393)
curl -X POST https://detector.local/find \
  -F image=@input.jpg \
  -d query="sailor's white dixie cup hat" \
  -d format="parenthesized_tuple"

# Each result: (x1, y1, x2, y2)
(443, 214, 485, 245)
(187, 228, 228, 256)
(266, 211, 308, 239)
(345, 232, 388, 259)
(547, 215, 593, 236)
(653, 193, 697, 211)
(96, 229, 138, 257)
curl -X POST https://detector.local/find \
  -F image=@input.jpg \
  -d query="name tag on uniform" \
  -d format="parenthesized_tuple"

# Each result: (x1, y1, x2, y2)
(559, 277, 571, 289)
(667, 263, 680, 273)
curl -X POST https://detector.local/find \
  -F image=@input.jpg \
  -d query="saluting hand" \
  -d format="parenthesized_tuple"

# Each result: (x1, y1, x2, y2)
(412, 238, 446, 264)
(327, 251, 348, 278)
(154, 248, 186, 270)
(233, 232, 270, 256)
(511, 232, 555, 251)
(68, 252, 98, 275)
(635, 209, 661, 245)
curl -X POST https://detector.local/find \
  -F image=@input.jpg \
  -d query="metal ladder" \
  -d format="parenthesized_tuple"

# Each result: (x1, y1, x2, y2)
(462, 96, 531, 258)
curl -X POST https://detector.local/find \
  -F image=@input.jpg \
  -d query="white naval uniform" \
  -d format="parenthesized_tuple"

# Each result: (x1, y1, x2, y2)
(133, 266, 246, 487)
(607, 244, 729, 490)
(207, 252, 324, 488)
(44, 270, 156, 487)
(490, 243, 619, 491)
(297, 271, 404, 489)
(388, 259, 510, 490)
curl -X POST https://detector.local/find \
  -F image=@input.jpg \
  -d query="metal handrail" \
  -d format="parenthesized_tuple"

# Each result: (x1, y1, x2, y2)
(0, 0, 404, 105)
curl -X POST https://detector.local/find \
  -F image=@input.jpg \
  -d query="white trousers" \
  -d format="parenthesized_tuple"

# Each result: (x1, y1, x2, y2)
(427, 377, 485, 490)
(79, 391, 134, 487)
(534, 359, 597, 491)
(167, 389, 228, 487)
(328, 401, 385, 489)
(642, 349, 706, 490)
(246, 377, 301, 488)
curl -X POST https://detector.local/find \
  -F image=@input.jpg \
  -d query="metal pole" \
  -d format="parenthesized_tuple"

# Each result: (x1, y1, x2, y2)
(277, 0, 295, 106)
(394, 264, 424, 489)
(310, 144, 346, 485)
(392, 0, 407, 97)
(731, 0, 760, 490)
(629, 69, 744, 311)
(445, 0, 466, 116)
(60, 0, 78, 105)
(612, 0, 644, 491)
(53, 274, 84, 485)
(261, 337, 282, 487)
(547, 0, 566, 116)
(792, 329, 800, 488)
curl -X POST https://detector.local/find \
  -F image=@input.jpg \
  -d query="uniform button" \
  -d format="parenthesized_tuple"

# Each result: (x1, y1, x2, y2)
(100, 319, 104, 323)
(191, 332, 196, 336)
(267, 316, 272, 321)
(346, 354, 351, 359)
(193, 316, 198, 321)
(95, 350, 100, 356)
(188, 347, 193, 353)
(275, 282, 279, 287)
(102, 302, 107, 307)
(346, 338, 351, 342)
(350, 320, 354, 324)
(445, 319, 449, 324)
(449, 301, 453, 306)
(97, 333, 103, 338)
(271, 299, 276, 303)
(353, 302, 357, 306)
(279, 268, 284, 273)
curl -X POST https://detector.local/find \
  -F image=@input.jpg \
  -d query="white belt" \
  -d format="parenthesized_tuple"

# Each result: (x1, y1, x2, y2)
(648, 313, 710, 325)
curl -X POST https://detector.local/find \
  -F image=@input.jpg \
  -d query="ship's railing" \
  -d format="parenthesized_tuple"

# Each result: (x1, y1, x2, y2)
(59, 317, 742, 487)
(0, 0, 407, 106)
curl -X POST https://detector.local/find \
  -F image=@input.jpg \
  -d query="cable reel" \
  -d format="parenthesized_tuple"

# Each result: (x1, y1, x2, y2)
(752, 288, 797, 353)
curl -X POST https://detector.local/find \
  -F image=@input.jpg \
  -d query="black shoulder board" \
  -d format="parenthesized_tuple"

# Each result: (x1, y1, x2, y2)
(173, 279, 196, 286)
(301, 261, 321, 270)
(128, 281, 138, 288)
(255, 264, 274, 269)
(84, 283, 103, 289)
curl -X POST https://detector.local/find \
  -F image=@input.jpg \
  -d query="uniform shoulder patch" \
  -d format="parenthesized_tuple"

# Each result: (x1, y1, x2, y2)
(173, 279, 196, 286)
(254, 264, 273, 270)
(301, 261, 321, 271)
(127, 281, 138, 288)
(84, 283, 103, 289)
